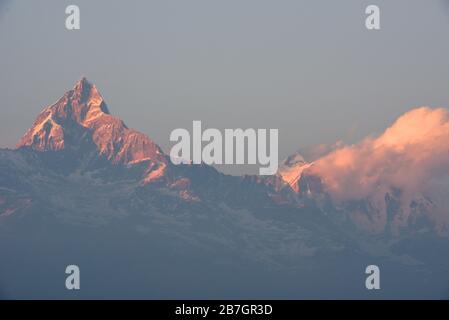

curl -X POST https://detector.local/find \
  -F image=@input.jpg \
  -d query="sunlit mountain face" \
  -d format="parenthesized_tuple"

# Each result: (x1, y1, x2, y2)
(17, 78, 168, 181)
(1, 79, 449, 299)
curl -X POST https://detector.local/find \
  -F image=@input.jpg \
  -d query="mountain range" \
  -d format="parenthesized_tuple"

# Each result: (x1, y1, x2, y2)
(1, 78, 448, 299)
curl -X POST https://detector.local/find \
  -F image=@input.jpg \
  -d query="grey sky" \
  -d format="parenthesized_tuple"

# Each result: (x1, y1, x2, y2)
(1, 0, 448, 174)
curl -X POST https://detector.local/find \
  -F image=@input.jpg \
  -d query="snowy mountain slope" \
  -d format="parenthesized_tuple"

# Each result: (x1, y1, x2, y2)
(1, 79, 449, 298)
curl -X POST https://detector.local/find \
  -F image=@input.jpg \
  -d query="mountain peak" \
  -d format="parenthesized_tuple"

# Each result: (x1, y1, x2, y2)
(76, 76, 89, 85)
(71, 77, 110, 115)
(17, 79, 166, 169)
(73, 77, 93, 99)
(278, 152, 312, 192)
(74, 76, 90, 89)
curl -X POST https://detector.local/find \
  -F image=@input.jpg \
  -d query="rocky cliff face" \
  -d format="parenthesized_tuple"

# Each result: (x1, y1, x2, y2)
(17, 78, 166, 167)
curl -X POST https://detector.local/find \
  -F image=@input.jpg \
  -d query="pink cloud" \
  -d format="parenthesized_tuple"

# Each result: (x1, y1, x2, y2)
(307, 107, 449, 232)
